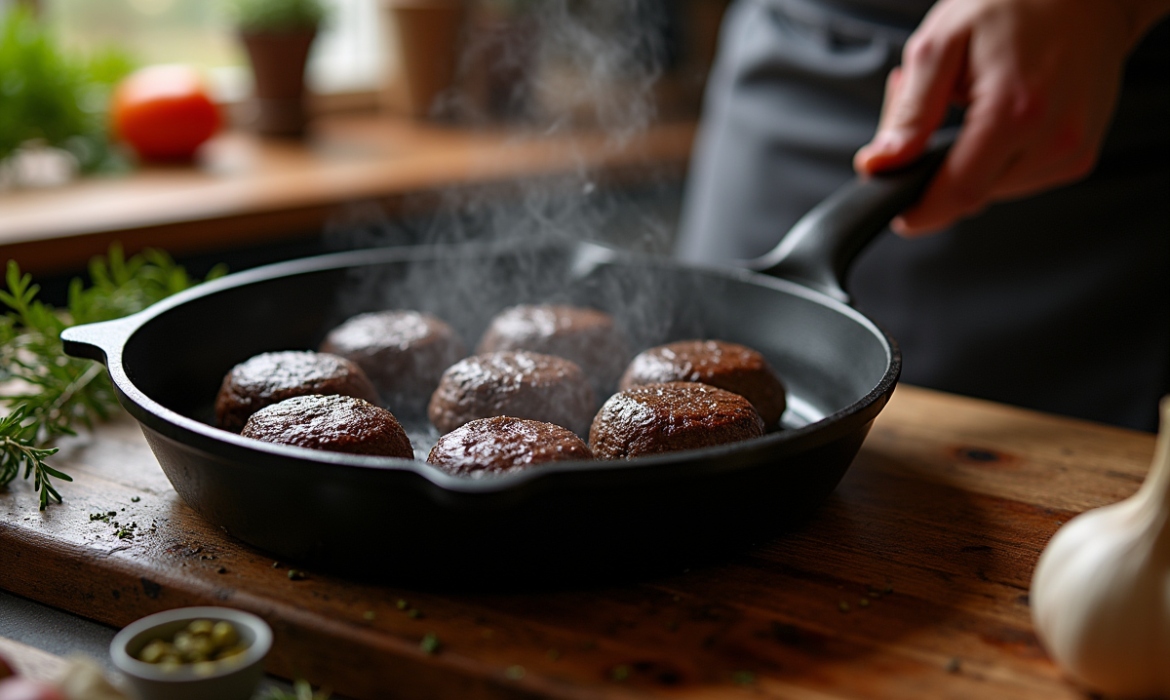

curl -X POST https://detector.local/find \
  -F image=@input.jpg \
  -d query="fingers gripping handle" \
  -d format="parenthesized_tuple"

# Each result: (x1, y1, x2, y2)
(747, 129, 957, 304)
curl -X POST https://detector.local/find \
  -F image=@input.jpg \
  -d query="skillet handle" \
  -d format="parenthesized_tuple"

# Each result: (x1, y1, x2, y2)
(61, 314, 145, 365)
(746, 128, 958, 304)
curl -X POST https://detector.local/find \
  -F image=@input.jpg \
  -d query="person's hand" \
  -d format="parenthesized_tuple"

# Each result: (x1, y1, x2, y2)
(853, 0, 1170, 236)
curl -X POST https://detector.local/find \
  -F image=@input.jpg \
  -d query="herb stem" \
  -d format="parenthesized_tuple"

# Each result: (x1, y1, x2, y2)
(34, 361, 107, 440)
(48, 362, 104, 419)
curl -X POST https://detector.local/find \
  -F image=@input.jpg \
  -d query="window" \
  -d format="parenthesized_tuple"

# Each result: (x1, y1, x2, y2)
(41, 0, 384, 101)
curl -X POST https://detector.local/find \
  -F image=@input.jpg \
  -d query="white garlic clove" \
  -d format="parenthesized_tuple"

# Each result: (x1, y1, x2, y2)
(1030, 396, 1170, 698)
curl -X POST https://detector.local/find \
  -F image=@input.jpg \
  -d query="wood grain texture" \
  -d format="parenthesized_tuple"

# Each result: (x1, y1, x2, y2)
(0, 118, 695, 276)
(0, 386, 1153, 699)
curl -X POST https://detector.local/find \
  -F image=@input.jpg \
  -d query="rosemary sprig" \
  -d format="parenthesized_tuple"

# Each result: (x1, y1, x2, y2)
(0, 245, 225, 510)
(0, 405, 67, 509)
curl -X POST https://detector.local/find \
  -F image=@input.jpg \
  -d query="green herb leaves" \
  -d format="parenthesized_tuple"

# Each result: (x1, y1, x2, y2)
(0, 405, 68, 510)
(231, 0, 329, 33)
(0, 6, 134, 173)
(0, 245, 225, 510)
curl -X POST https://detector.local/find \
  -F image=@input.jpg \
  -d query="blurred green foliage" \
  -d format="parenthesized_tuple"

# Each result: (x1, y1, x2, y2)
(0, 7, 134, 173)
(230, 0, 328, 33)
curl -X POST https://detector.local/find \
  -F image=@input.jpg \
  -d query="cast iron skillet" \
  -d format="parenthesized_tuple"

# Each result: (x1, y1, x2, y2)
(62, 137, 951, 582)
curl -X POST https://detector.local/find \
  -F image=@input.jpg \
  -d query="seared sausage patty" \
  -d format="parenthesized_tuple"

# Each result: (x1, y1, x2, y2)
(215, 351, 380, 433)
(428, 350, 595, 437)
(619, 340, 787, 429)
(320, 310, 466, 415)
(589, 381, 765, 459)
(427, 416, 593, 477)
(240, 394, 413, 457)
(477, 305, 629, 398)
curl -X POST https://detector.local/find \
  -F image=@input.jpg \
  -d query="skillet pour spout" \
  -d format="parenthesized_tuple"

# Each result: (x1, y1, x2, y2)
(60, 133, 954, 584)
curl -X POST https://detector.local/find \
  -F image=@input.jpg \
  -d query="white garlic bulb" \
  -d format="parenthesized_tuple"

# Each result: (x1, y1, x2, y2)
(1030, 396, 1170, 698)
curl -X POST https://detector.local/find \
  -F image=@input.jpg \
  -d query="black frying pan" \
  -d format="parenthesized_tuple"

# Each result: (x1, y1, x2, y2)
(62, 137, 950, 582)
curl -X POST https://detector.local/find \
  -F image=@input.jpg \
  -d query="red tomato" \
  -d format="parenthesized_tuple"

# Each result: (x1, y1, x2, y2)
(0, 653, 12, 681)
(112, 64, 221, 161)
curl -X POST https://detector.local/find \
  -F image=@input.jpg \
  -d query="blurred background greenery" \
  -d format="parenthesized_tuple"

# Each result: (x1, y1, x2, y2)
(0, 6, 134, 173)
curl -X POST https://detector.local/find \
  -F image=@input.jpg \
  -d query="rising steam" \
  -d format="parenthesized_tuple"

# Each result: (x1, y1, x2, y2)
(325, 0, 683, 386)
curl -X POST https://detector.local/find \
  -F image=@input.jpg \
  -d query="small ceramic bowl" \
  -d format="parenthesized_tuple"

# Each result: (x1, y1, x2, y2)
(110, 606, 272, 700)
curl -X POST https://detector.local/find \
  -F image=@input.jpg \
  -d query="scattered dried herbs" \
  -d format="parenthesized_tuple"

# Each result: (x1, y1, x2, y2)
(505, 665, 526, 681)
(419, 633, 440, 655)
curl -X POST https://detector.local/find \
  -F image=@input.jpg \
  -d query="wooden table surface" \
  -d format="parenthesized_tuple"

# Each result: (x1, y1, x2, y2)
(0, 116, 695, 276)
(0, 385, 1153, 699)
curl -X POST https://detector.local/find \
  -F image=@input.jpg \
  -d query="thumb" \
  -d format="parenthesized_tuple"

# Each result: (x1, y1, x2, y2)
(855, 30, 968, 175)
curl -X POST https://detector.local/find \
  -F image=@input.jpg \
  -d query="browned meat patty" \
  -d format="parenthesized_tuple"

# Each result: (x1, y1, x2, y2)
(589, 381, 765, 460)
(319, 310, 467, 415)
(476, 304, 630, 398)
(215, 351, 380, 433)
(619, 340, 787, 429)
(427, 416, 593, 477)
(428, 351, 595, 437)
(240, 394, 413, 457)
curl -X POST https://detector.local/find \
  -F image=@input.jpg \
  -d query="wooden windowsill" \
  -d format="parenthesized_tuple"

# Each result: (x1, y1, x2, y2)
(0, 115, 697, 275)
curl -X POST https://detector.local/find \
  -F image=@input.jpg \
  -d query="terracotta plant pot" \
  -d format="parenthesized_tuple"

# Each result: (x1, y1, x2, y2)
(456, 10, 537, 123)
(379, 0, 466, 119)
(239, 30, 317, 136)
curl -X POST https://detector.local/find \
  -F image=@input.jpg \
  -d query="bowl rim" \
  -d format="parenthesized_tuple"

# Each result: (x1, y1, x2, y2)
(109, 606, 272, 683)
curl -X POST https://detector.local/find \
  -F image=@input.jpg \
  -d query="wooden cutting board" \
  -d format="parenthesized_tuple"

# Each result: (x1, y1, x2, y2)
(0, 386, 1154, 699)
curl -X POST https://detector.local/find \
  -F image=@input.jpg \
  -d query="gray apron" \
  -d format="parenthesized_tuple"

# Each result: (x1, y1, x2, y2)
(677, 0, 1170, 430)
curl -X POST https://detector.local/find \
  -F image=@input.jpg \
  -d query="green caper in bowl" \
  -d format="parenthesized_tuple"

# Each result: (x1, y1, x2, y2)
(135, 618, 248, 673)
(112, 607, 272, 700)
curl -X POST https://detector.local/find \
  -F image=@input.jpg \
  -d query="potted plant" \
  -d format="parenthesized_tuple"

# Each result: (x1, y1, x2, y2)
(379, 0, 468, 120)
(457, 0, 539, 122)
(230, 0, 328, 137)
